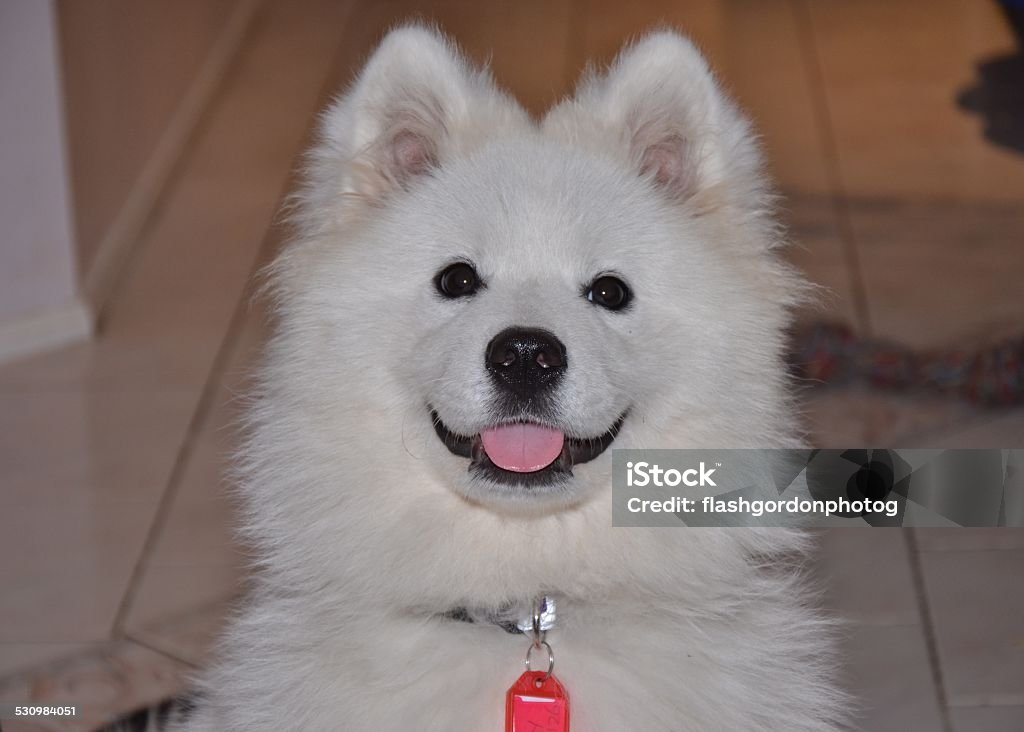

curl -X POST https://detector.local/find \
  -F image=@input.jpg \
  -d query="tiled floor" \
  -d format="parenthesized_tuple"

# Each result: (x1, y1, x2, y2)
(2, 1, 1024, 730)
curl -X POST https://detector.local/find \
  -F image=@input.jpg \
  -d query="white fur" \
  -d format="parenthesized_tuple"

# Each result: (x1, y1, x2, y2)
(178, 26, 847, 731)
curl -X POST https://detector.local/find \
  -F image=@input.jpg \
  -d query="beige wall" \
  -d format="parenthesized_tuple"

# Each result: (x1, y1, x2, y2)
(57, 0, 247, 283)
(0, 0, 85, 345)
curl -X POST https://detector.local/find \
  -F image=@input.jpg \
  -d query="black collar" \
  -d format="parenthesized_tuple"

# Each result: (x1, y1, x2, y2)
(443, 607, 524, 635)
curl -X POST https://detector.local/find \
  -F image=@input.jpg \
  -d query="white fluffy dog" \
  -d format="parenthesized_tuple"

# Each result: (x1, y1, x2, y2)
(179, 26, 845, 731)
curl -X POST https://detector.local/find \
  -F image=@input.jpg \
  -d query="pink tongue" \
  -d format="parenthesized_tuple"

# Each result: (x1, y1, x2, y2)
(480, 423, 566, 473)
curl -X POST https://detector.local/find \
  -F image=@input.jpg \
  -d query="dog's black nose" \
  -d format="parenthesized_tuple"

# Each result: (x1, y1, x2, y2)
(485, 327, 567, 399)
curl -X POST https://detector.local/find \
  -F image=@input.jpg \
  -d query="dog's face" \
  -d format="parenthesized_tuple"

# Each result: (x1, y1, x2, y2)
(273, 27, 802, 516)
(393, 144, 670, 507)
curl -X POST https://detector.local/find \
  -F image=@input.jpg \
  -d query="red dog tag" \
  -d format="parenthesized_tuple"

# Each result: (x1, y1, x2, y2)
(505, 671, 570, 732)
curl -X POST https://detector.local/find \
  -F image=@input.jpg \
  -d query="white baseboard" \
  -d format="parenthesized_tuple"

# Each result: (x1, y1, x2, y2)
(0, 298, 93, 365)
(83, 0, 263, 311)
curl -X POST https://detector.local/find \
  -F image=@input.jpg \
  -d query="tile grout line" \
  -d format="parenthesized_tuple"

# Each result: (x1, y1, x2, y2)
(84, 0, 265, 317)
(89, 6, 264, 334)
(109, 260, 256, 638)
(789, 0, 874, 337)
(894, 408, 1006, 448)
(122, 633, 201, 671)
(904, 530, 955, 732)
(109, 5, 361, 640)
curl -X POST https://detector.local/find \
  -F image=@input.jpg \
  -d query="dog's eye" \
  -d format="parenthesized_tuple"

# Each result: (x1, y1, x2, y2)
(585, 275, 631, 311)
(435, 262, 480, 298)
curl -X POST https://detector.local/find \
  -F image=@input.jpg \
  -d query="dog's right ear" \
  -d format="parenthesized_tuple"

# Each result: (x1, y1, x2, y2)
(317, 25, 525, 204)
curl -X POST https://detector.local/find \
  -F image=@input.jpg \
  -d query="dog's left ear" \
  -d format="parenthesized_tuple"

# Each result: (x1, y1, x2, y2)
(545, 31, 761, 208)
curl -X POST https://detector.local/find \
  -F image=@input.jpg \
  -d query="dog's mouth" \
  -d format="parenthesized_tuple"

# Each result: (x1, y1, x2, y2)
(430, 409, 625, 487)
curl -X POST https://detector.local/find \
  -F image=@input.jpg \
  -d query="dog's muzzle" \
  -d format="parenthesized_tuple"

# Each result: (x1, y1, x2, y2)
(430, 324, 625, 488)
